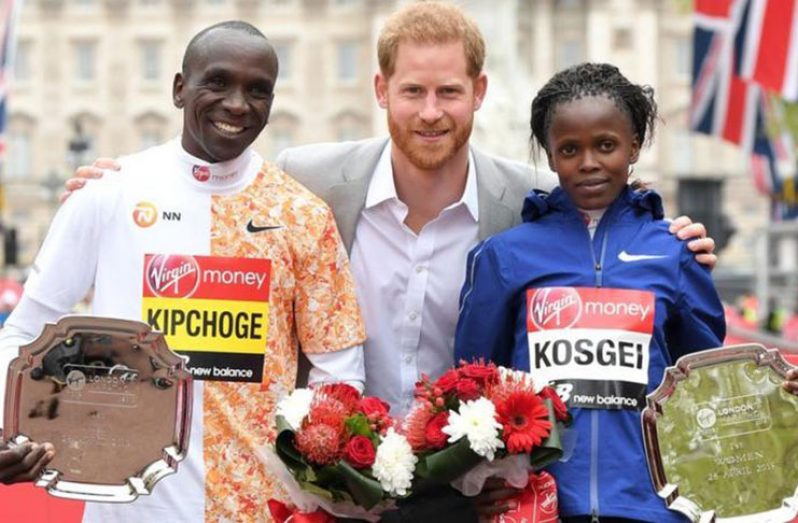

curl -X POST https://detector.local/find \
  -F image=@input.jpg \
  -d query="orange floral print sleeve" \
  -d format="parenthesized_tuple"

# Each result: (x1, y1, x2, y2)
(203, 161, 365, 522)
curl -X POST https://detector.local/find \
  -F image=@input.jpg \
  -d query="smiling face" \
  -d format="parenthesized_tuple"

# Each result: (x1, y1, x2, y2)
(174, 28, 277, 163)
(375, 40, 486, 172)
(546, 95, 640, 210)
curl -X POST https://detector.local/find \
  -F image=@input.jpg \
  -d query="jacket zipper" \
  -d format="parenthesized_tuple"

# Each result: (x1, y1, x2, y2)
(590, 409, 600, 520)
(586, 213, 611, 519)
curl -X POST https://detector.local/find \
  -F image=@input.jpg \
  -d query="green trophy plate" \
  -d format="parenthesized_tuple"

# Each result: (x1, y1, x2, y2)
(642, 344, 798, 522)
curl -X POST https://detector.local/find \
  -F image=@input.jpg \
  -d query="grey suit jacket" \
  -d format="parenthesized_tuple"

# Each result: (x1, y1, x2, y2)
(275, 137, 557, 252)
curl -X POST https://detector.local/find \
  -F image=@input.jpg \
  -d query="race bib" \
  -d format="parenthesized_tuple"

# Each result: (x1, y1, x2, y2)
(142, 254, 270, 383)
(526, 287, 655, 410)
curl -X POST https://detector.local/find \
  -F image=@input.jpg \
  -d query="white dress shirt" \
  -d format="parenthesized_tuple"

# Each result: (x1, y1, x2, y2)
(350, 142, 480, 417)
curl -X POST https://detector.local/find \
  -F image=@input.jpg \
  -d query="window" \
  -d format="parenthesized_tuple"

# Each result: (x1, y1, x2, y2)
(271, 128, 294, 156)
(135, 112, 168, 151)
(557, 40, 583, 70)
(336, 41, 358, 83)
(675, 38, 691, 79)
(74, 41, 96, 82)
(336, 125, 364, 142)
(334, 112, 367, 142)
(7, 132, 32, 179)
(273, 41, 293, 82)
(140, 130, 162, 150)
(13, 41, 31, 82)
(670, 130, 694, 174)
(140, 41, 161, 81)
(613, 28, 632, 51)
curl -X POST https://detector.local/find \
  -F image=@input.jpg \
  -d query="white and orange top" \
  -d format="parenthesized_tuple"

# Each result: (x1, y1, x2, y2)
(0, 139, 366, 522)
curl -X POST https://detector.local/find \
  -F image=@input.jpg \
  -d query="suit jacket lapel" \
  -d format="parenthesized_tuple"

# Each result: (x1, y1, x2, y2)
(326, 138, 388, 253)
(473, 148, 516, 240)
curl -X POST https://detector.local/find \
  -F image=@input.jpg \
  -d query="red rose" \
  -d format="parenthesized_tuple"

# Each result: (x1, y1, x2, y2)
(424, 411, 450, 450)
(359, 396, 390, 418)
(455, 378, 481, 401)
(540, 386, 570, 423)
(343, 435, 376, 469)
(458, 362, 499, 385)
(434, 369, 460, 394)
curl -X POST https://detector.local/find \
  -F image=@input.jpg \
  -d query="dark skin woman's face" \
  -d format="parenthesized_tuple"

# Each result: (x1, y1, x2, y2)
(546, 95, 640, 210)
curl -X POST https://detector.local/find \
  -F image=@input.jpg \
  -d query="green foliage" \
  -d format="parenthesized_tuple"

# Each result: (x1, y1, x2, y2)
(784, 102, 798, 137)
(274, 415, 387, 509)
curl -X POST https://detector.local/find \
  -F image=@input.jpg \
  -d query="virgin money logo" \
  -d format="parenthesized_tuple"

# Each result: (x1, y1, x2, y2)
(145, 254, 200, 298)
(540, 491, 557, 514)
(133, 202, 158, 228)
(529, 288, 582, 330)
(192, 165, 210, 182)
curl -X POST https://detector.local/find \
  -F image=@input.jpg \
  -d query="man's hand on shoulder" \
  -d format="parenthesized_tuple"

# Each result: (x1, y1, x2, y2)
(60, 158, 121, 203)
(0, 440, 55, 485)
(668, 216, 717, 270)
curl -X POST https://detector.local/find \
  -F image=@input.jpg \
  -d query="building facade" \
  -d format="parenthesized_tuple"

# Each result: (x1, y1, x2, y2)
(3, 0, 769, 273)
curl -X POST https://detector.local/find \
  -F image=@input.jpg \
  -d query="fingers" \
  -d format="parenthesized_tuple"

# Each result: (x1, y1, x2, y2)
(75, 165, 107, 181)
(0, 442, 54, 484)
(477, 499, 517, 521)
(784, 368, 798, 396)
(692, 253, 718, 270)
(687, 236, 716, 254)
(668, 215, 693, 233)
(65, 178, 87, 192)
(92, 158, 120, 170)
(685, 236, 717, 270)
(474, 478, 522, 520)
(60, 163, 109, 203)
(674, 222, 708, 241)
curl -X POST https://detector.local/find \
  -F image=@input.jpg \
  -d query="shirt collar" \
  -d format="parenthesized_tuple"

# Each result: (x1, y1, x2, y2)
(365, 141, 479, 221)
(173, 136, 255, 190)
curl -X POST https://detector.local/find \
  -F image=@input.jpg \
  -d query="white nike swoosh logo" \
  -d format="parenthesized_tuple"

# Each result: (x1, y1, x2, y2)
(618, 250, 668, 262)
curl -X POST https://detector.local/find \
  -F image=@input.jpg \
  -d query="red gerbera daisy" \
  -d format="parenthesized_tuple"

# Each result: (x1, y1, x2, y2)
(496, 390, 552, 454)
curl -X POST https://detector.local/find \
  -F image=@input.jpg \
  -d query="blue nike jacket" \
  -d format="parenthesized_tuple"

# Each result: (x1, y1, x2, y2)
(454, 185, 726, 522)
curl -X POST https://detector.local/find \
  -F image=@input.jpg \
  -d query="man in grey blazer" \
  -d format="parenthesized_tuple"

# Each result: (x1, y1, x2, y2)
(275, 136, 549, 254)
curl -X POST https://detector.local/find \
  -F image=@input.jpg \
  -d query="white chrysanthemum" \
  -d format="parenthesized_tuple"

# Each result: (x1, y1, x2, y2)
(498, 366, 542, 392)
(275, 388, 314, 430)
(373, 428, 418, 496)
(442, 397, 504, 461)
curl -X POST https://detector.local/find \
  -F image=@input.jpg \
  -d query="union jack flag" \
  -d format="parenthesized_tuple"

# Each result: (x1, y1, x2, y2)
(735, 0, 798, 102)
(692, 0, 798, 220)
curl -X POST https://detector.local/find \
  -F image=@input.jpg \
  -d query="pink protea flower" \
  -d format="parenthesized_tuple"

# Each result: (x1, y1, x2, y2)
(295, 421, 344, 466)
(402, 405, 436, 452)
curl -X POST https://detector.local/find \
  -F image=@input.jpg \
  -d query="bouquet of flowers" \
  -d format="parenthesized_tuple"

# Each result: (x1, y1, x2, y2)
(404, 361, 570, 497)
(264, 383, 415, 522)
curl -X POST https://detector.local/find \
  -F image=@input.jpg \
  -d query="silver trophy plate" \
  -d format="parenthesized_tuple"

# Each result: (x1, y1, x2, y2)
(3, 316, 192, 502)
(642, 344, 798, 522)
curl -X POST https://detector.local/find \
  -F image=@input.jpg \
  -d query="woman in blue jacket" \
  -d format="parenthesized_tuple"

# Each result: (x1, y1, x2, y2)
(454, 63, 725, 522)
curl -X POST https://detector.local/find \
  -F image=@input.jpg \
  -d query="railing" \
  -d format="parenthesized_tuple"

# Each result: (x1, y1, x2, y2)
(726, 323, 798, 354)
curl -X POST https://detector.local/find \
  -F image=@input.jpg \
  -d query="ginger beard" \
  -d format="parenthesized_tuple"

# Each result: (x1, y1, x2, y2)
(387, 102, 474, 171)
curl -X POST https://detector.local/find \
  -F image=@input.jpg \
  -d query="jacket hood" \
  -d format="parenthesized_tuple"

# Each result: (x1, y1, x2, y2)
(521, 185, 664, 222)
